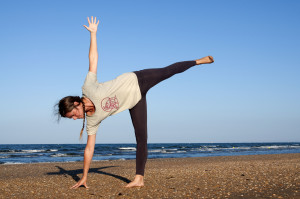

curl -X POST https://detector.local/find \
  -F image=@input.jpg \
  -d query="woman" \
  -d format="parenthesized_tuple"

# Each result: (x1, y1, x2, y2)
(56, 16, 214, 189)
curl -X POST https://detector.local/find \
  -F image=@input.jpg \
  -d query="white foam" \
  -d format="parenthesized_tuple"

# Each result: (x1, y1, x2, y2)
(255, 145, 288, 149)
(0, 156, 9, 159)
(21, 149, 46, 153)
(290, 146, 300, 148)
(191, 148, 214, 152)
(162, 151, 175, 154)
(118, 147, 136, 151)
(176, 151, 187, 153)
(49, 149, 58, 152)
(222, 147, 251, 150)
(50, 153, 68, 157)
(202, 145, 218, 148)
(148, 149, 162, 153)
(3, 162, 23, 165)
(234, 147, 251, 150)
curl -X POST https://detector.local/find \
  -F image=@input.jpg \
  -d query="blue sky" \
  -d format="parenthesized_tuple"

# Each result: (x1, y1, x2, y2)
(0, 0, 299, 144)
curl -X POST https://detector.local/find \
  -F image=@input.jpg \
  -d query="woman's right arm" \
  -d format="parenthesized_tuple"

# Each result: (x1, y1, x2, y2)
(83, 16, 99, 74)
(71, 134, 96, 189)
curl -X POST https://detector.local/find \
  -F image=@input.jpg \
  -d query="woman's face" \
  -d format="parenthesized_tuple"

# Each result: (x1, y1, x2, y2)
(65, 102, 84, 120)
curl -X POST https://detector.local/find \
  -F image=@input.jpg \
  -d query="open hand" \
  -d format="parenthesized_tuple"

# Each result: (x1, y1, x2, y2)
(70, 178, 89, 189)
(83, 16, 99, 33)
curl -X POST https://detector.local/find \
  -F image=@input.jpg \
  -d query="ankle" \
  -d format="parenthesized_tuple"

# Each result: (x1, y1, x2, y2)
(134, 174, 144, 181)
(196, 59, 202, 65)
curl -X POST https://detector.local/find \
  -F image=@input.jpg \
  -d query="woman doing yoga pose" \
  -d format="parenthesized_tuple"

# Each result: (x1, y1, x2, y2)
(56, 16, 214, 188)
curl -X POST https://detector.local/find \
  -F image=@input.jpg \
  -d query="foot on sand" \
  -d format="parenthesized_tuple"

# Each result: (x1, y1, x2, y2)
(125, 175, 144, 188)
(196, 56, 214, 65)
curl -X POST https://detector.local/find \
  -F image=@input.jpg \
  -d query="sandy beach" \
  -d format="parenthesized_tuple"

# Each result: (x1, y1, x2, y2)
(0, 153, 299, 198)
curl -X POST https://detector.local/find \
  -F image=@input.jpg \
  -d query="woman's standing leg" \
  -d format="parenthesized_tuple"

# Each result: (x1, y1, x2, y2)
(126, 96, 148, 187)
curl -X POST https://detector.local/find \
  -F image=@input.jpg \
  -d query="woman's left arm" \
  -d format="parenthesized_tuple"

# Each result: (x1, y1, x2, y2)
(83, 16, 99, 74)
(70, 134, 96, 189)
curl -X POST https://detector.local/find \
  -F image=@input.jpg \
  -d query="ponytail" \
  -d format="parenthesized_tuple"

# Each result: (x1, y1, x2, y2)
(80, 98, 86, 140)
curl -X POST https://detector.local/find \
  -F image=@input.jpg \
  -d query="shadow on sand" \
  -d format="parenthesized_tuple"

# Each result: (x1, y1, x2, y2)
(47, 165, 131, 184)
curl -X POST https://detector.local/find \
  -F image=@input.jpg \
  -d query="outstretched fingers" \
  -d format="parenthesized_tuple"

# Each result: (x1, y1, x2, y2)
(71, 183, 78, 189)
(87, 16, 99, 24)
(70, 181, 89, 189)
(92, 16, 99, 25)
(70, 181, 81, 189)
(84, 16, 99, 33)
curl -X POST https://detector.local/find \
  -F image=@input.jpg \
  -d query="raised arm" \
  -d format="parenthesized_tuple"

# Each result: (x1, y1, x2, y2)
(83, 16, 99, 74)
(71, 134, 96, 189)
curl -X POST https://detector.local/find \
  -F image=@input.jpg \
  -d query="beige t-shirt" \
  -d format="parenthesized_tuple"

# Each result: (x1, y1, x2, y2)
(82, 71, 141, 135)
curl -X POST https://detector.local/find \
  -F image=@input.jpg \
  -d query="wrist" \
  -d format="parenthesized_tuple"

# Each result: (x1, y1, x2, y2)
(82, 175, 88, 179)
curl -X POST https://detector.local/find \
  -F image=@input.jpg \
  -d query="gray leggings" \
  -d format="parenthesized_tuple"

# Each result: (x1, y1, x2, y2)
(130, 60, 197, 176)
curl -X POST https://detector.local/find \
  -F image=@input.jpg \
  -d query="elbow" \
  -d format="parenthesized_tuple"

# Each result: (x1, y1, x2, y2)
(85, 146, 94, 153)
(85, 147, 94, 152)
(89, 56, 98, 65)
(89, 54, 98, 60)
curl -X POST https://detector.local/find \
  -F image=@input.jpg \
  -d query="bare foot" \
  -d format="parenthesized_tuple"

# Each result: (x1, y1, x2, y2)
(196, 56, 214, 65)
(125, 175, 144, 188)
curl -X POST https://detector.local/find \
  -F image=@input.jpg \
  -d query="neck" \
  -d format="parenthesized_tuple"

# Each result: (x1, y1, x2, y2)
(82, 97, 95, 113)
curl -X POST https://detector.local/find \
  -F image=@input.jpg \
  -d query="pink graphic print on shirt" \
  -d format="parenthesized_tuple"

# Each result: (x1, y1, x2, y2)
(101, 96, 119, 112)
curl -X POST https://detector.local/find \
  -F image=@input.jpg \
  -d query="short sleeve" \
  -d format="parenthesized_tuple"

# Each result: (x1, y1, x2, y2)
(86, 122, 100, 135)
(83, 71, 98, 88)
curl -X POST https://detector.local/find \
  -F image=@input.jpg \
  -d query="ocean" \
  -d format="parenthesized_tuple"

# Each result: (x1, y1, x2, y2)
(0, 142, 299, 165)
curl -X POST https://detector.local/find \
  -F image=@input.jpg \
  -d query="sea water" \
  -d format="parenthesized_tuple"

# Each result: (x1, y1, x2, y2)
(0, 142, 299, 165)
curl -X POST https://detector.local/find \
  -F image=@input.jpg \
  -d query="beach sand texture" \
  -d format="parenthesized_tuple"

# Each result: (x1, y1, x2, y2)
(0, 153, 299, 198)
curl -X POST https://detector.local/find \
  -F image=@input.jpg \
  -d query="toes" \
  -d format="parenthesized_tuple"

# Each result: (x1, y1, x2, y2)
(125, 182, 144, 188)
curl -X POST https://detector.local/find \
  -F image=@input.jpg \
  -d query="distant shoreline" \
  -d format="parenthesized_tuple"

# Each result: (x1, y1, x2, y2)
(1, 152, 300, 165)
(1, 141, 300, 145)
(1, 142, 300, 165)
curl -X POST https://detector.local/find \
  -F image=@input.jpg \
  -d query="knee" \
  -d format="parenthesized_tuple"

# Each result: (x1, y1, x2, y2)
(136, 136, 147, 145)
(136, 134, 147, 146)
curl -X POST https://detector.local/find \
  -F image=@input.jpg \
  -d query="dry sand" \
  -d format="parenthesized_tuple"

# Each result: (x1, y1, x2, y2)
(0, 153, 299, 198)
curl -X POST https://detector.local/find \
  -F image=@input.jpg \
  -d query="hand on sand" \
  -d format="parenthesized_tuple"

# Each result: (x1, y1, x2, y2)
(125, 175, 144, 188)
(70, 178, 89, 189)
(83, 16, 99, 33)
(196, 56, 214, 65)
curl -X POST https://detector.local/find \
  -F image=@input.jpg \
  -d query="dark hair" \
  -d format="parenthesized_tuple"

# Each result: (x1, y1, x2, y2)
(55, 96, 86, 139)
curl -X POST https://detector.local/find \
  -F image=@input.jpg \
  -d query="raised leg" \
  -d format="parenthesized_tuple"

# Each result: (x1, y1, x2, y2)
(134, 60, 197, 96)
(134, 56, 214, 96)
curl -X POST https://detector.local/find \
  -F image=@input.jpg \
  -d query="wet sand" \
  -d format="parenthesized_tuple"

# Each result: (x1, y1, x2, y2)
(0, 153, 299, 198)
